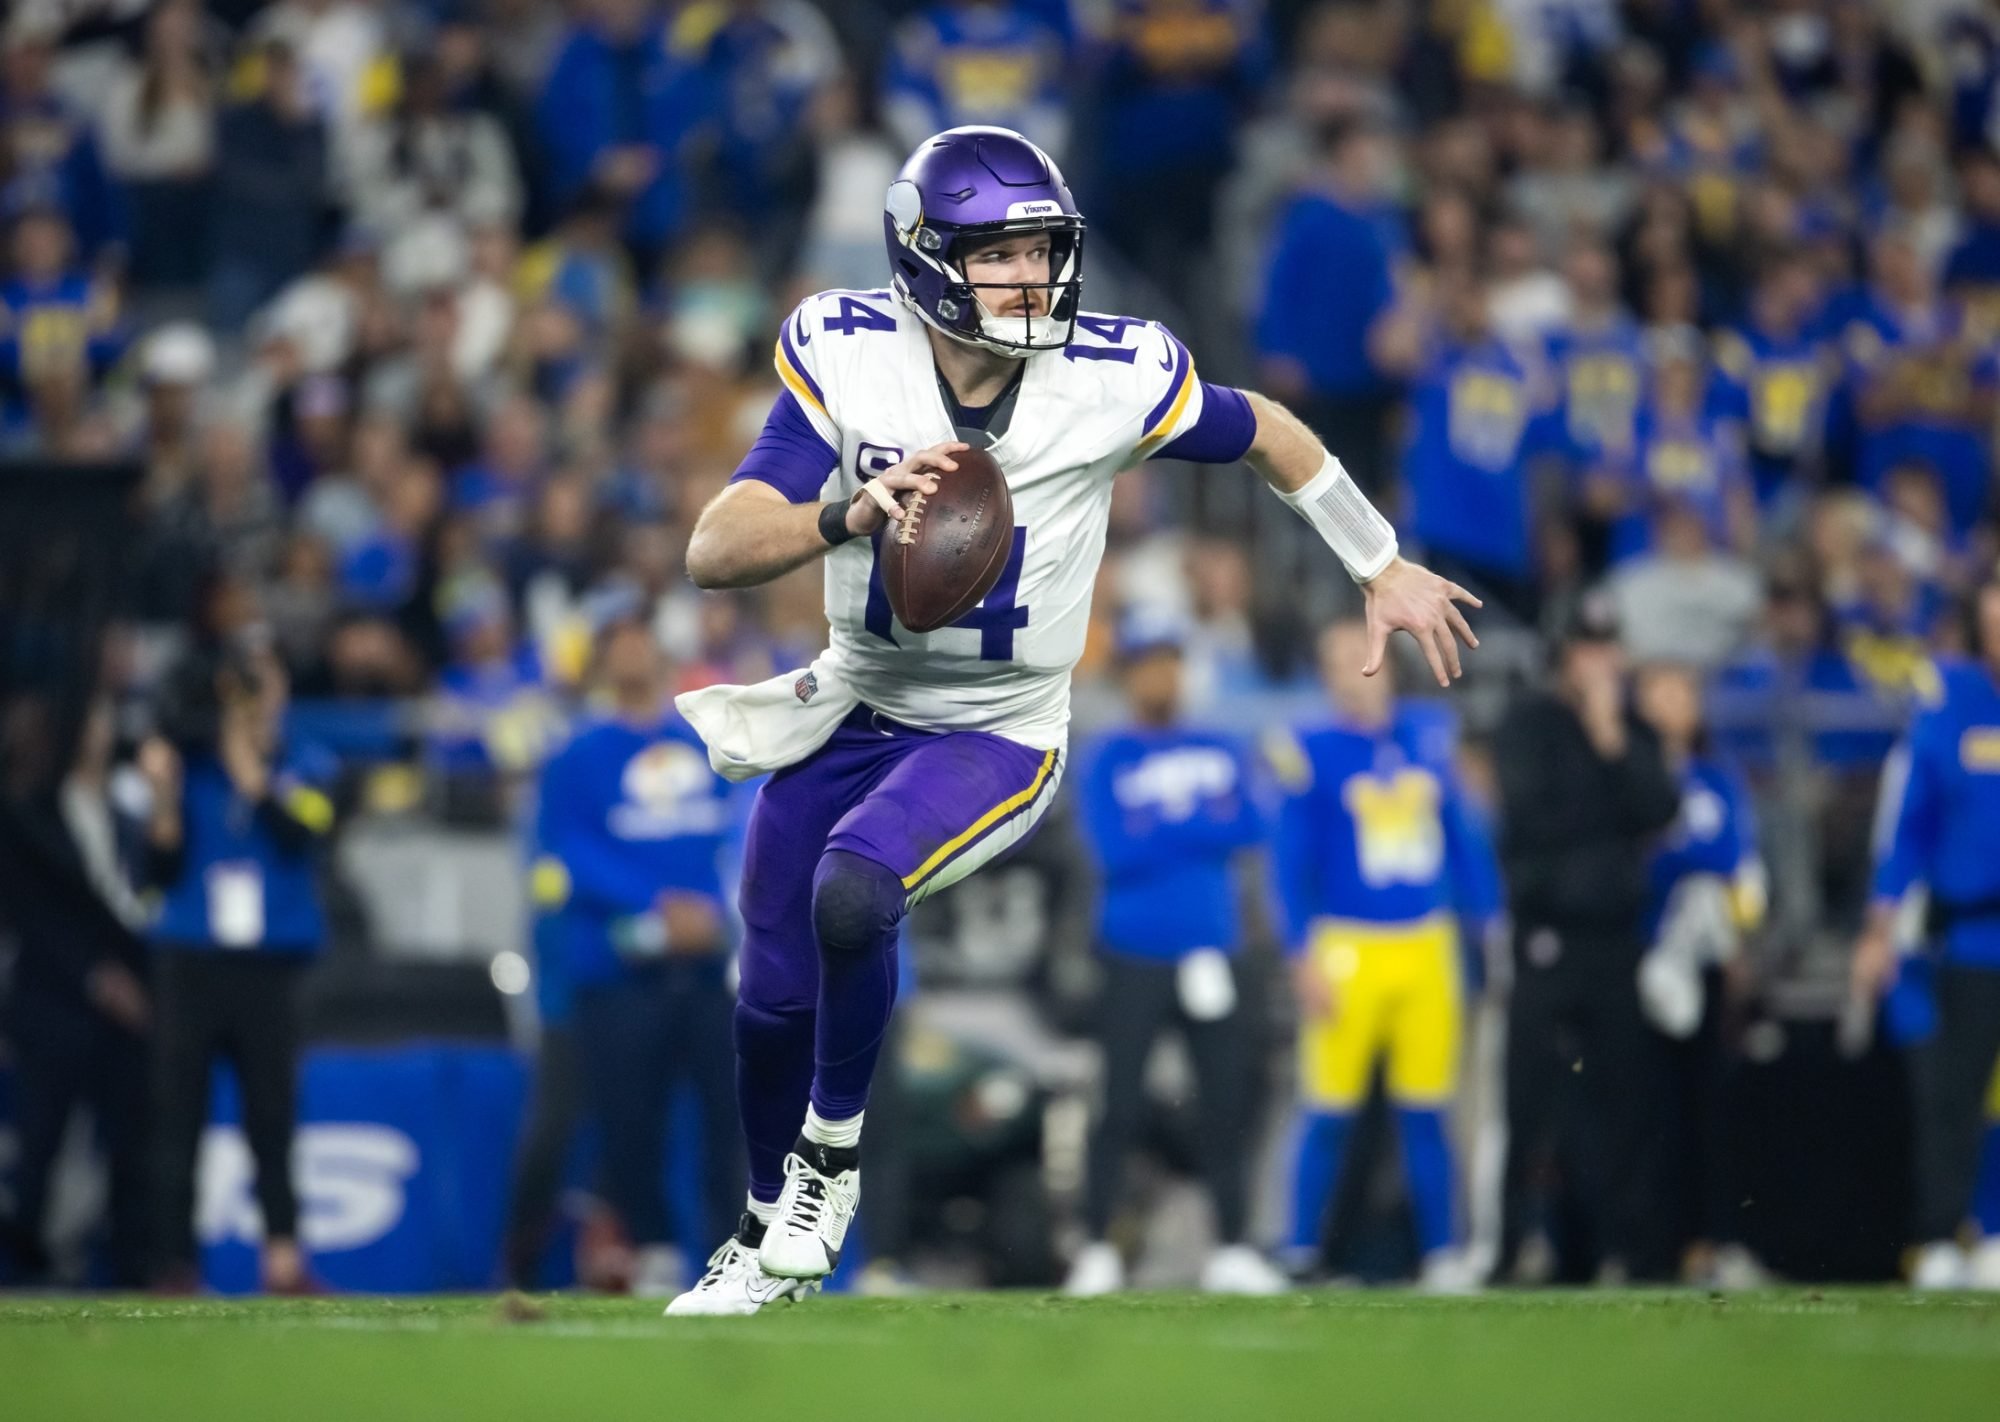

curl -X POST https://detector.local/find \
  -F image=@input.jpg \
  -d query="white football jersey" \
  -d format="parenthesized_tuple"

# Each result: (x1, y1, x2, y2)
(771, 289, 1218, 750)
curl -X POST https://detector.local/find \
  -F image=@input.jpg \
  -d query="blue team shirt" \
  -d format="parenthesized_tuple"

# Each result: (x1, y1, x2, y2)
(1837, 296, 1999, 532)
(1254, 191, 1400, 397)
(1872, 660, 2000, 966)
(1078, 726, 1262, 960)
(884, 4, 1068, 143)
(150, 743, 338, 953)
(1606, 400, 1749, 562)
(536, 21, 716, 249)
(0, 271, 125, 428)
(1096, 0, 1270, 177)
(1265, 705, 1501, 949)
(535, 711, 733, 987)
(1403, 335, 1554, 579)
(1712, 321, 1831, 502)
(1545, 316, 1647, 466)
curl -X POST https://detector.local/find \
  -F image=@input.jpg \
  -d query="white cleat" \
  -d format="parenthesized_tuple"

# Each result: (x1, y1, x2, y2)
(1063, 1242, 1126, 1297)
(1709, 1243, 1774, 1293)
(631, 1244, 686, 1300)
(1912, 1240, 1970, 1291)
(758, 1143, 860, 1281)
(665, 1232, 809, 1317)
(1416, 1247, 1481, 1295)
(1968, 1237, 2000, 1292)
(1201, 1244, 1290, 1295)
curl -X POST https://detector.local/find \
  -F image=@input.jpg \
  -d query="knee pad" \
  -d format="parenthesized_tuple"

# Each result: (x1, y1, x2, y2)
(810, 849, 906, 958)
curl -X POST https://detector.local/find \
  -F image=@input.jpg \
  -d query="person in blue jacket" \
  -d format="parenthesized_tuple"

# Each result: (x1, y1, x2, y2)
(139, 636, 336, 1294)
(1064, 608, 1288, 1298)
(1631, 660, 1770, 1289)
(1855, 575, 2000, 1289)
(537, 0, 716, 266)
(1266, 616, 1501, 1291)
(534, 615, 742, 1297)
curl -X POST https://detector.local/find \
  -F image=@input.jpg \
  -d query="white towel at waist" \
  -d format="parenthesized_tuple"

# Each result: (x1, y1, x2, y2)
(675, 656, 861, 782)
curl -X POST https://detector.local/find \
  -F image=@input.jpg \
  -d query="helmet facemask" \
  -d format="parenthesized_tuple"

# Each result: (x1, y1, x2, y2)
(887, 178, 1084, 358)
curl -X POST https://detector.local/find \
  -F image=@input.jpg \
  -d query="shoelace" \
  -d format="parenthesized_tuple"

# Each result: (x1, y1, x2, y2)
(695, 1238, 750, 1288)
(782, 1156, 830, 1234)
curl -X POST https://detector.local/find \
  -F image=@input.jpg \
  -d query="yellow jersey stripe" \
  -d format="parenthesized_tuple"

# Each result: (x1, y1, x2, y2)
(1136, 363, 1196, 451)
(774, 339, 830, 422)
(902, 749, 1058, 891)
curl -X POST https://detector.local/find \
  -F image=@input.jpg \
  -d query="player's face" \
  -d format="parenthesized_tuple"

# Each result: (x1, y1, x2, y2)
(960, 233, 1053, 320)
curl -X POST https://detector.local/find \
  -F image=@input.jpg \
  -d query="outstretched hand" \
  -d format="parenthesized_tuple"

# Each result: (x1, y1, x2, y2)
(1360, 558, 1482, 687)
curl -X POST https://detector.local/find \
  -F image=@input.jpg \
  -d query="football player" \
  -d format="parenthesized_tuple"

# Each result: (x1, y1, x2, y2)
(663, 125, 1479, 1314)
(1268, 619, 1499, 1291)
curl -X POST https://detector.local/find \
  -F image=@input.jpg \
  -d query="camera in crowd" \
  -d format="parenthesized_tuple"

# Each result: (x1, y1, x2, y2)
(152, 634, 273, 754)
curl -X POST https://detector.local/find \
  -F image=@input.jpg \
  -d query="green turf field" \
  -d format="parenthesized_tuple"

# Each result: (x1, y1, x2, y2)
(4, 1290, 1998, 1422)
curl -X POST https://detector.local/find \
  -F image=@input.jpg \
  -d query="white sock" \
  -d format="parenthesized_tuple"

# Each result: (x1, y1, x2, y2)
(746, 1194, 778, 1225)
(802, 1105, 863, 1150)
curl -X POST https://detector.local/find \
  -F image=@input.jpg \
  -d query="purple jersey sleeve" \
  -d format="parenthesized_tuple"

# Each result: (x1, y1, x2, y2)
(731, 389, 840, 503)
(1156, 382, 1256, 464)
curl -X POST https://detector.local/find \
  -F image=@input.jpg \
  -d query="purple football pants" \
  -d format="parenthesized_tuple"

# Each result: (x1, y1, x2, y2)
(734, 705, 1061, 1204)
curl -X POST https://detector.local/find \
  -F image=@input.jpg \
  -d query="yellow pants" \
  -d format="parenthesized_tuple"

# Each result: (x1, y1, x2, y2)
(1298, 915, 1462, 1111)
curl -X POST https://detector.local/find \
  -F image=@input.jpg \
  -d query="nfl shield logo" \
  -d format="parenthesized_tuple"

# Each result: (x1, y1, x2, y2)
(794, 671, 819, 704)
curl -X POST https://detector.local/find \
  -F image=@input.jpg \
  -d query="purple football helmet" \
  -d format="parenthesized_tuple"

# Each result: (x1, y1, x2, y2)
(884, 126, 1085, 357)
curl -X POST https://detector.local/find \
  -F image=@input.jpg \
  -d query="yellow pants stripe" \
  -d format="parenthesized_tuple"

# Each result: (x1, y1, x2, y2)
(901, 748, 1058, 891)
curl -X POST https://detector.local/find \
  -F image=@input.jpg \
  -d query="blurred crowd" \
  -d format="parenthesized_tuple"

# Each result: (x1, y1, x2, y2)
(6, 0, 2000, 1294)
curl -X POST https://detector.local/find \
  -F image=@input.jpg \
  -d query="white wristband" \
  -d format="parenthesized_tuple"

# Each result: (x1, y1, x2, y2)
(1275, 452, 1398, 583)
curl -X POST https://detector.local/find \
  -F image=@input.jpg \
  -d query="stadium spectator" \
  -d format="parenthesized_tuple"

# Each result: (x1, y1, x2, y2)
(1495, 591, 1681, 1282)
(1606, 498, 1762, 670)
(245, 0, 391, 149)
(1855, 576, 2000, 1290)
(882, 1, 1071, 163)
(344, 47, 524, 242)
(140, 631, 335, 1294)
(1374, 265, 1560, 621)
(0, 15, 124, 267)
(1064, 609, 1284, 1297)
(98, 0, 219, 299)
(1542, 240, 1646, 485)
(1837, 230, 1998, 536)
(1711, 249, 1831, 509)
(205, 40, 330, 331)
(1597, 332, 1756, 568)
(1254, 115, 1401, 495)
(537, 0, 715, 269)
(533, 616, 742, 1295)
(1272, 618, 1499, 1291)
(1631, 659, 1768, 1288)
(0, 699, 151, 1287)
(0, 191, 126, 451)
(676, 0, 840, 278)
(1088, 0, 1270, 300)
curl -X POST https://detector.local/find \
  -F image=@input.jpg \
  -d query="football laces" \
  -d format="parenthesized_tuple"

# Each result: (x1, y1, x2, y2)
(895, 491, 928, 545)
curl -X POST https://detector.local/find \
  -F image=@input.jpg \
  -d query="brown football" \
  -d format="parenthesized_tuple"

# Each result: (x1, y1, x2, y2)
(881, 444, 1014, 634)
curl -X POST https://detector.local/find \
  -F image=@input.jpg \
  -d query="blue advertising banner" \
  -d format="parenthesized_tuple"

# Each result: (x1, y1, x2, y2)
(198, 1045, 528, 1294)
